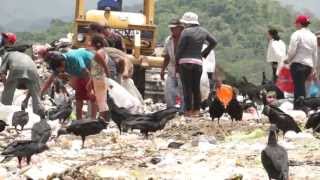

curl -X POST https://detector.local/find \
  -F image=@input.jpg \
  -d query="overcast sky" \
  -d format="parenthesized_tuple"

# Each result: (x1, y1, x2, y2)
(0, 0, 318, 31)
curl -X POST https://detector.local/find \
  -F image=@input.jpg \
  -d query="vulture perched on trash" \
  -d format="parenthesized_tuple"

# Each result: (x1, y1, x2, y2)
(262, 105, 301, 134)
(305, 111, 320, 133)
(295, 96, 320, 112)
(57, 119, 108, 148)
(121, 107, 178, 138)
(226, 97, 243, 122)
(0, 120, 8, 132)
(107, 95, 139, 133)
(48, 98, 73, 123)
(12, 104, 29, 131)
(31, 112, 52, 144)
(261, 124, 289, 180)
(208, 92, 225, 124)
(1, 140, 49, 168)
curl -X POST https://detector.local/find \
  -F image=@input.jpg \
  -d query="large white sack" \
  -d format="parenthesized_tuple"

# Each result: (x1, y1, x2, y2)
(107, 78, 143, 113)
(121, 78, 144, 104)
(200, 68, 210, 101)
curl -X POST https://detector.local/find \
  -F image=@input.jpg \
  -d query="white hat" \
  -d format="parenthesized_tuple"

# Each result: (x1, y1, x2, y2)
(180, 12, 199, 25)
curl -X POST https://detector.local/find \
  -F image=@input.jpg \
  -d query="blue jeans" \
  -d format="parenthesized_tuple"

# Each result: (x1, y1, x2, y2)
(164, 75, 185, 112)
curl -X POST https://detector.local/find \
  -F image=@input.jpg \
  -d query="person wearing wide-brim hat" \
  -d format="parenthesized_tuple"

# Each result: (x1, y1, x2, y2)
(161, 18, 185, 112)
(175, 12, 218, 117)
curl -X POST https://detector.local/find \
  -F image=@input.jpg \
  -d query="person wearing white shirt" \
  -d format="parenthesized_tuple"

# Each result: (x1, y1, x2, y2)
(161, 18, 185, 111)
(202, 44, 216, 91)
(266, 28, 286, 82)
(284, 15, 318, 109)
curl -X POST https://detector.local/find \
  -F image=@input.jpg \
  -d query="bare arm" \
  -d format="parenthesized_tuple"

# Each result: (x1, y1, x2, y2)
(95, 49, 110, 77)
(40, 74, 55, 97)
(161, 54, 170, 80)
(201, 30, 218, 58)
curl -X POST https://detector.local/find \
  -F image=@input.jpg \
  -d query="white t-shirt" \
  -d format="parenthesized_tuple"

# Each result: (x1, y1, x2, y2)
(287, 28, 318, 69)
(266, 39, 286, 63)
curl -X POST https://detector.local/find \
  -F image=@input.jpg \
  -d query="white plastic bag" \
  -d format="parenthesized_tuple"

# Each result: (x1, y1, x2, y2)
(107, 78, 143, 113)
(121, 78, 144, 104)
(200, 68, 210, 101)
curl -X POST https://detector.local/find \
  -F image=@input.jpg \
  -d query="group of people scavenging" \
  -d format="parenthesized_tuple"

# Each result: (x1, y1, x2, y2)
(0, 22, 128, 124)
(161, 12, 320, 116)
(0, 12, 319, 123)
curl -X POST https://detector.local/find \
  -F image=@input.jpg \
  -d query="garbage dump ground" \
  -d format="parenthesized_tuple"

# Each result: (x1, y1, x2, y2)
(0, 107, 320, 180)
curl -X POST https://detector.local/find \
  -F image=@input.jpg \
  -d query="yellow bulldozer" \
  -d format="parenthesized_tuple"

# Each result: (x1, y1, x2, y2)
(73, 0, 164, 97)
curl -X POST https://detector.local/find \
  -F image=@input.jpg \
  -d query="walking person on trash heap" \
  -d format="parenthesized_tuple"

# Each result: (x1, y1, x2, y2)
(0, 50, 44, 115)
(266, 28, 286, 82)
(160, 18, 185, 112)
(41, 48, 97, 120)
(175, 12, 218, 117)
(284, 15, 318, 110)
(86, 33, 111, 123)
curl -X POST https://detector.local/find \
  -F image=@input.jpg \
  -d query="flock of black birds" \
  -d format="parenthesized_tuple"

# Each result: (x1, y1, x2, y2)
(0, 70, 319, 179)
(0, 93, 179, 168)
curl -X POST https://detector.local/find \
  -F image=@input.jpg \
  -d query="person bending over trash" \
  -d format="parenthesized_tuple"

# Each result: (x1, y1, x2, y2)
(0, 51, 43, 115)
(86, 34, 110, 123)
(41, 48, 97, 120)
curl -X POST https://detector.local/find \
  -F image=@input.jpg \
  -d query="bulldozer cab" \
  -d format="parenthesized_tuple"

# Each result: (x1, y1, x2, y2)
(73, 0, 156, 57)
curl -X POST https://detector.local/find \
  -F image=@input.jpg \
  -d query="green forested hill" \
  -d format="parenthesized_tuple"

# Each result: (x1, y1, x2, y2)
(156, 0, 320, 82)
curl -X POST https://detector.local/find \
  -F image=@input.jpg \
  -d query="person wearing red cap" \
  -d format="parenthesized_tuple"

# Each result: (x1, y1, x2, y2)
(284, 15, 318, 109)
(0, 32, 17, 47)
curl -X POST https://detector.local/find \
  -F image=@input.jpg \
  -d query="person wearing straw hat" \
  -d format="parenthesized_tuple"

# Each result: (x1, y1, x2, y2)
(161, 18, 185, 111)
(284, 15, 318, 109)
(176, 12, 217, 117)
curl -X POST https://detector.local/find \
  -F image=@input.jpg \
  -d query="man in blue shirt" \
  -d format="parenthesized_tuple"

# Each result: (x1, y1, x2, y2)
(41, 48, 97, 120)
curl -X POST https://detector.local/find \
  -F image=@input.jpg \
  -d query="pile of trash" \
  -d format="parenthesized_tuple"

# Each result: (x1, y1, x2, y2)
(0, 74, 320, 179)
(0, 98, 320, 179)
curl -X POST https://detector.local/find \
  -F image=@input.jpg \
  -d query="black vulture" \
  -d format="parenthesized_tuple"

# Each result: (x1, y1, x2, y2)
(226, 98, 243, 122)
(261, 124, 289, 180)
(295, 96, 320, 112)
(1, 140, 48, 168)
(238, 76, 261, 102)
(0, 120, 8, 132)
(208, 93, 225, 124)
(57, 119, 108, 148)
(305, 111, 320, 133)
(48, 98, 73, 123)
(12, 104, 29, 131)
(121, 107, 178, 138)
(261, 71, 272, 85)
(262, 105, 301, 134)
(107, 95, 141, 133)
(31, 113, 52, 144)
